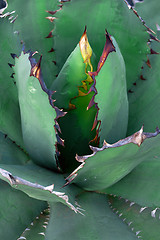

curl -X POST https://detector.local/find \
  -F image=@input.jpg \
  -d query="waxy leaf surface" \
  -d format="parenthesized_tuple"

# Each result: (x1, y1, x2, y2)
(127, 33, 160, 135)
(45, 192, 137, 240)
(52, 43, 86, 109)
(14, 52, 58, 170)
(52, 32, 97, 172)
(0, 180, 46, 240)
(66, 128, 160, 191)
(0, 132, 29, 165)
(19, 208, 50, 240)
(105, 157, 160, 207)
(0, 163, 81, 212)
(90, 37, 128, 145)
(0, 17, 23, 146)
(54, 0, 149, 89)
(5, 0, 57, 87)
(109, 195, 160, 240)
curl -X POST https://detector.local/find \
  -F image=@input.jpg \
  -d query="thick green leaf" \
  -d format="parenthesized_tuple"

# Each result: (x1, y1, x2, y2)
(105, 157, 160, 207)
(109, 195, 160, 240)
(19, 208, 50, 240)
(52, 43, 86, 109)
(52, 33, 97, 172)
(127, 37, 160, 135)
(6, 0, 57, 88)
(0, 16, 23, 146)
(14, 52, 58, 170)
(54, 0, 149, 89)
(45, 192, 137, 240)
(66, 128, 160, 191)
(0, 163, 81, 212)
(0, 180, 46, 240)
(91, 37, 128, 144)
(52, 28, 97, 109)
(0, 132, 29, 165)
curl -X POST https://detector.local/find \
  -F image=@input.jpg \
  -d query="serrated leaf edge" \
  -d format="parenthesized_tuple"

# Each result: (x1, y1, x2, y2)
(64, 126, 160, 186)
(0, 167, 79, 213)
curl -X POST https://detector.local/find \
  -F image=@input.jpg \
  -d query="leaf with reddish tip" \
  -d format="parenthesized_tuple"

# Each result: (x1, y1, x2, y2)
(65, 127, 160, 191)
(89, 30, 115, 76)
(52, 28, 96, 109)
(51, 38, 86, 110)
(54, 0, 149, 89)
(89, 36, 128, 145)
(109, 195, 160, 240)
(52, 29, 97, 172)
(14, 52, 60, 170)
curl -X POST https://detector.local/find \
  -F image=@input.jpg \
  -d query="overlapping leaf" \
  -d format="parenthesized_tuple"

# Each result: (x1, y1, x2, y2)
(0, 163, 81, 212)
(127, 31, 160, 135)
(52, 29, 97, 172)
(0, 1, 160, 239)
(45, 192, 137, 240)
(14, 52, 59, 170)
(88, 35, 128, 145)
(52, 40, 87, 109)
(105, 157, 160, 207)
(109, 195, 160, 240)
(66, 128, 160, 191)
(18, 208, 50, 240)
(57, 94, 97, 172)
(0, 132, 29, 165)
(54, 0, 149, 89)
(134, 0, 160, 32)
(0, 180, 47, 240)
(5, 0, 57, 87)
(0, 16, 23, 146)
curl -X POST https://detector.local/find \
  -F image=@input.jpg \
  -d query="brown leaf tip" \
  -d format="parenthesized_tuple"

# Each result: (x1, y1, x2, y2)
(146, 58, 151, 68)
(94, 29, 116, 76)
(46, 7, 62, 15)
(46, 30, 54, 38)
(30, 55, 42, 81)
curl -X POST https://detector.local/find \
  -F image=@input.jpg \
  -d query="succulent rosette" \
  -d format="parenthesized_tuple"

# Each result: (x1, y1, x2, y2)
(0, 0, 160, 239)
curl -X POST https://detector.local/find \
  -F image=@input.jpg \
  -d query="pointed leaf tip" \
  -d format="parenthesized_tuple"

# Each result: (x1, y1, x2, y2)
(79, 27, 92, 64)
(30, 55, 42, 81)
(90, 30, 116, 76)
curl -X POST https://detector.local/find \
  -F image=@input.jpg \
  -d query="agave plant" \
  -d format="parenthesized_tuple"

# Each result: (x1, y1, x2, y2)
(0, 0, 160, 239)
